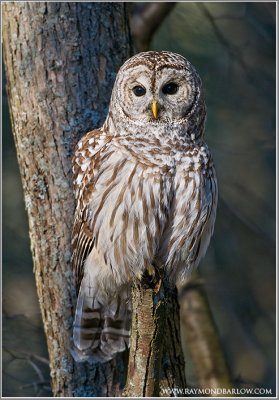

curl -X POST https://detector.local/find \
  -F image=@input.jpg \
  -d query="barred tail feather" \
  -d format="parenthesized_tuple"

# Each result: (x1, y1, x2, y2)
(71, 275, 131, 363)
(100, 292, 131, 359)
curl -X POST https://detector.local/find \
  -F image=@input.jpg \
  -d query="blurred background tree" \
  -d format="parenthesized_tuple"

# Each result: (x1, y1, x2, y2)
(2, 2, 275, 396)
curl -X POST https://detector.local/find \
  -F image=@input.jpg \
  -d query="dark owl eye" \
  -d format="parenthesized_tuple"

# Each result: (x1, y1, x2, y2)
(132, 85, 146, 97)
(162, 82, 178, 95)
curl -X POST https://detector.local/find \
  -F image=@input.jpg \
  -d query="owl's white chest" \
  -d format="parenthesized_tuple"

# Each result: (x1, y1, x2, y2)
(85, 143, 213, 286)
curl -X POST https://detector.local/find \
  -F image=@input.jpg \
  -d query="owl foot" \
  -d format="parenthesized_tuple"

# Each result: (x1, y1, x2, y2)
(142, 264, 161, 291)
(146, 264, 156, 279)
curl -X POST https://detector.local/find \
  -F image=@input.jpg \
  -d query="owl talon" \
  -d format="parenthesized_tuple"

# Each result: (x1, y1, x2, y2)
(142, 264, 161, 290)
(146, 264, 156, 279)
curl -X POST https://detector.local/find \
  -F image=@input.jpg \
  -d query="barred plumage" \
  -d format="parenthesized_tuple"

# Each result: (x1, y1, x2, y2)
(71, 51, 217, 363)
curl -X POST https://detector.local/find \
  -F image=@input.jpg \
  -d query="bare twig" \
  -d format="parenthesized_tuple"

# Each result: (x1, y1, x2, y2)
(19, 381, 52, 392)
(197, 4, 247, 68)
(196, 3, 272, 96)
(3, 347, 49, 366)
(3, 346, 51, 395)
(130, 3, 176, 51)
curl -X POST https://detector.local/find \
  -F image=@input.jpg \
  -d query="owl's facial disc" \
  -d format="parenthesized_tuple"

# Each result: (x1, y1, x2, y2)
(116, 65, 197, 124)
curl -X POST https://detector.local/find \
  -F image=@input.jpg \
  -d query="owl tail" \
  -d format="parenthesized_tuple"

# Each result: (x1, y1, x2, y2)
(71, 275, 131, 363)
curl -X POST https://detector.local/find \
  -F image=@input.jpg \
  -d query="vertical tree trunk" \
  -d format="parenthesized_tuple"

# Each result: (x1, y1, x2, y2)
(3, 2, 132, 396)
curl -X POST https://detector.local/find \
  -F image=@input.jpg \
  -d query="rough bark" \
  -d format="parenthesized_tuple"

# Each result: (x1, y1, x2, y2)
(124, 284, 186, 397)
(160, 289, 187, 395)
(124, 285, 167, 397)
(3, 2, 133, 396)
(179, 275, 232, 391)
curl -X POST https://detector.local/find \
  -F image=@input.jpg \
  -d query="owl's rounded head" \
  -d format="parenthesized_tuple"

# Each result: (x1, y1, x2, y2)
(111, 51, 204, 127)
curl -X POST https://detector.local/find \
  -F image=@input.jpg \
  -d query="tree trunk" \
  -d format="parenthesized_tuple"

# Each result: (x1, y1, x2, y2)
(3, 2, 133, 396)
(3, 2, 187, 397)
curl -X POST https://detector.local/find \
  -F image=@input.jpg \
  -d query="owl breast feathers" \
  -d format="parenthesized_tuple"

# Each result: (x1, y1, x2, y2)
(71, 51, 218, 363)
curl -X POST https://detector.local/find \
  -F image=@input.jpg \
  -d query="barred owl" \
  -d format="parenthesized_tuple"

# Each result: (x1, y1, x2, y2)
(71, 51, 217, 363)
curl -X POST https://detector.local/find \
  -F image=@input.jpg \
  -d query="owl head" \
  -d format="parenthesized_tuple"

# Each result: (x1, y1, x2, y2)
(109, 51, 206, 139)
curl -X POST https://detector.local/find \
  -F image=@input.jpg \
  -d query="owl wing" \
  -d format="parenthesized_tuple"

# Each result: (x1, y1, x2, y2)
(165, 160, 218, 284)
(71, 129, 111, 290)
(71, 130, 132, 363)
(71, 217, 94, 291)
(189, 165, 218, 268)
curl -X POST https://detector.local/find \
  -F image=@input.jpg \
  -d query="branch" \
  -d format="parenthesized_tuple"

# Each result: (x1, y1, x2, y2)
(179, 274, 232, 390)
(196, 3, 272, 97)
(130, 3, 176, 51)
(3, 346, 51, 395)
(124, 281, 186, 397)
(3, 347, 49, 367)
(160, 289, 187, 395)
(124, 284, 166, 396)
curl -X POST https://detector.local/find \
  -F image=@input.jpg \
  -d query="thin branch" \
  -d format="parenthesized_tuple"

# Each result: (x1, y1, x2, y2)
(130, 3, 176, 51)
(27, 359, 45, 382)
(196, 3, 273, 97)
(3, 347, 49, 366)
(3, 348, 51, 395)
(19, 381, 52, 392)
(197, 4, 247, 66)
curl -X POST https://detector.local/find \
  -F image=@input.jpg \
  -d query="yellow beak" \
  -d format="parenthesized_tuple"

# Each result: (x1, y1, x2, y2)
(151, 99, 158, 119)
